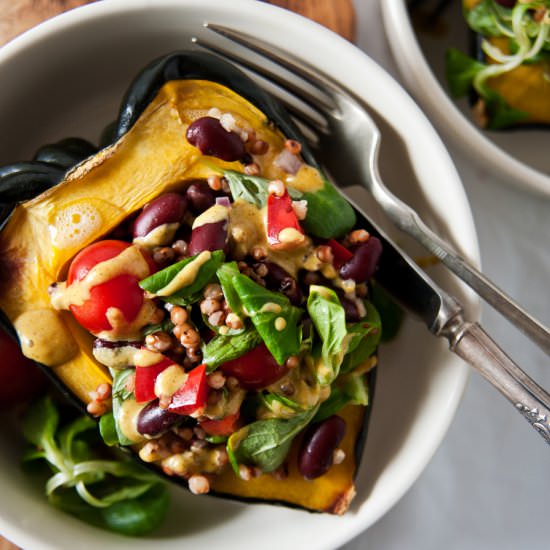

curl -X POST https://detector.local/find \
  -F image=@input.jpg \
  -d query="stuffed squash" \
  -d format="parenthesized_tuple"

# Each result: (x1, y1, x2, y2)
(0, 52, 382, 515)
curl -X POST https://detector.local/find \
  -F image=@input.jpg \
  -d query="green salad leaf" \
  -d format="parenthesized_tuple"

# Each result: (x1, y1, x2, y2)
(314, 374, 369, 423)
(307, 285, 347, 385)
(216, 261, 244, 315)
(227, 406, 318, 473)
(21, 395, 169, 536)
(201, 326, 263, 372)
(223, 170, 302, 208)
(231, 273, 302, 365)
(140, 250, 225, 305)
(445, 48, 486, 99)
(341, 300, 382, 374)
(110, 368, 135, 446)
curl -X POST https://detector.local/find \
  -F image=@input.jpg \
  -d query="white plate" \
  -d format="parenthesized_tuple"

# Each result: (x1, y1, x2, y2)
(381, 0, 550, 197)
(0, 1, 479, 548)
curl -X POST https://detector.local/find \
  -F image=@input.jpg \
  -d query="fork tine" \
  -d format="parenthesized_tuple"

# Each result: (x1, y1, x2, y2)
(199, 23, 340, 114)
(192, 36, 330, 135)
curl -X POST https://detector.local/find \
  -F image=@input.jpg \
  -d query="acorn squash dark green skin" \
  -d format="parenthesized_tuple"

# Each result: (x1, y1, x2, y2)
(0, 51, 376, 514)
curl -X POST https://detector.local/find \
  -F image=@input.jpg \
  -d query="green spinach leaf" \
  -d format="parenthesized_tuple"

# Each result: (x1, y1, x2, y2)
(307, 285, 347, 384)
(314, 374, 369, 423)
(99, 412, 119, 447)
(216, 261, 244, 315)
(140, 250, 225, 305)
(227, 406, 318, 473)
(445, 48, 485, 98)
(300, 179, 356, 239)
(232, 273, 302, 365)
(465, 0, 503, 37)
(201, 327, 263, 372)
(111, 368, 136, 446)
(341, 300, 381, 374)
(223, 170, 302, 208)
(224, 170, 270, 207)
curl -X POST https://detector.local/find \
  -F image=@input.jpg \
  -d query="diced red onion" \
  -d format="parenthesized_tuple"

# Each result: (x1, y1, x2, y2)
(274, 149, 303, 175)
(215, 196, 231, 207)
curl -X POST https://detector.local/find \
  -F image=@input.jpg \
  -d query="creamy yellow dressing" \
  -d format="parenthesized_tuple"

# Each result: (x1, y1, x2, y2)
(192, 204, 229, 229)
(134, 348, 164, 367)
(95, 299, 158, 341)
(50, 245, 151, 310)
(277, 227, 306, 248)
(118, 399, 147, 443)
(133, 222, 180, 248)
(155, 364, 187, 398)
(92, 344, 139, 370)
(228, 199, 321, 277)
(14, 309, 79, 367)
(274, 317, 287, 331)
(285, 164, 324, 193)
(260, 302, 282, 314)
(155, 250, 212, 296)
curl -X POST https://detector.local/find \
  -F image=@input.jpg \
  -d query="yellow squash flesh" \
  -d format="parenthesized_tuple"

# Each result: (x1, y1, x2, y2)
(0, 79, 367, 513)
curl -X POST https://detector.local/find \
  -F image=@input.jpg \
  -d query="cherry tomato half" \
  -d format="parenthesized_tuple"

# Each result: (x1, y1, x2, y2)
(67, 240, 155, 334)
(220, 343, 288, 390)
(0, 328, 47, 410)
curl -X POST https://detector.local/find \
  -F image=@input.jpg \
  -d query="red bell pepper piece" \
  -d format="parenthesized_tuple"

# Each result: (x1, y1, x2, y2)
(169, 363, 208, 415)
(327, 238, 353, 269)
(134, 355, 175, 403)
(266, 189, 305, 250)
(200, 411, 240, 437)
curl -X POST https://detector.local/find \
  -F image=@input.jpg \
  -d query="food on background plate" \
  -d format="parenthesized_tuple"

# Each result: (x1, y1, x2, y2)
(0, 51, 383, 517)
(445, 0, 550, 129)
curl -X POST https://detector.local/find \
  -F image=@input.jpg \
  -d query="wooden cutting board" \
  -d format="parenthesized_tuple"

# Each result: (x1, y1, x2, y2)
(0, 1, 355, 548)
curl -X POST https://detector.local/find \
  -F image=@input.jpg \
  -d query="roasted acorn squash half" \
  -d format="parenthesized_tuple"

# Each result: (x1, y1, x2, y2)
(0, 51, 379, 515)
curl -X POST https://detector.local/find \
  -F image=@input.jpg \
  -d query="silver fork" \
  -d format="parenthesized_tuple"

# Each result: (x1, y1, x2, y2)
(192, 25, 550, 446)
(194, 24, 550, 357)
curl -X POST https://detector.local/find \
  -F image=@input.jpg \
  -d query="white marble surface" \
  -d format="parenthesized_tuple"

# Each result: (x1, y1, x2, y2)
(343, 1, 550, 549)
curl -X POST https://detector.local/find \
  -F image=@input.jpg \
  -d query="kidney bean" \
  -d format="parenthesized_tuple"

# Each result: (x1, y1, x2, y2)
(339, 294, 360, 322)
(259, 261, 303, 305)
(137, 399, 181, 436)
(495, 0, 515, 6)
(186, 117, 246, 162)
(93, 339, 141, 350)
(339, 236, 382, 283)
(133, 193, 188, 238)
(188, 220, 228, 256)
(298, 415, 346, 480)
(186, 182, 216, 214)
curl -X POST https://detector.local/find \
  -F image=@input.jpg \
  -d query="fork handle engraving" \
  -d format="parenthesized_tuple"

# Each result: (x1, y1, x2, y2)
(443, 316, 550, 445)
(515, 403, 550, 443)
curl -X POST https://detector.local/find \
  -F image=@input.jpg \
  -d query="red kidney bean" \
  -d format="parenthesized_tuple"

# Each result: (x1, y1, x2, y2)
(259, 261, 303, 305)
(339, 294, 360, 322)
(137, 399, 181, 436)
(188, 220, 228, 256)
(186, 117, 246, 162)
(186, 182, 216, 214)
(133, 193, 188, 238)
(339, 236, 382, 283)
(495, 0, 515, 6)
(298, 415, 346, 480)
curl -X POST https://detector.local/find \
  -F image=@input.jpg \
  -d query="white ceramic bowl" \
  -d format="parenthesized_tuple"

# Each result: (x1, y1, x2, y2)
(381, 0, 550, 197)
(0, 1, 479, 548)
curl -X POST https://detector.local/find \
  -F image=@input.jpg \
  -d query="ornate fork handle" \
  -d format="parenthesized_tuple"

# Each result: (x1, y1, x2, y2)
(443, 315, 550, 444)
